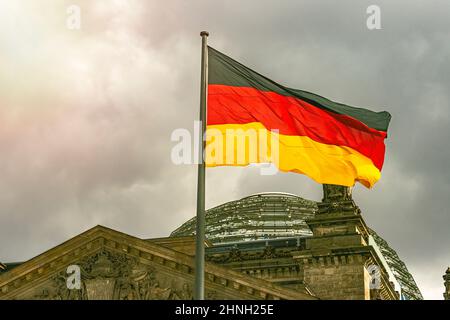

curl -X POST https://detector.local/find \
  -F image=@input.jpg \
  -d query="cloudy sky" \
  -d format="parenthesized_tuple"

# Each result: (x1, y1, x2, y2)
(0, 0, 449, 299)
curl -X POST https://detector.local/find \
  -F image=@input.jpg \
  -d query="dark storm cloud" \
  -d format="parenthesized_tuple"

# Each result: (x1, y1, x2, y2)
(0, 0, 448, 299)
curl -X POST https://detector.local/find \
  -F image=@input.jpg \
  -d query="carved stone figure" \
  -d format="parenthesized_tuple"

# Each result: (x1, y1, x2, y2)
(32, 250, 176, 300)
(118, 282, 135, 300)
(146, 280, 172, 299)
(172, 282, 193, 300)
(32, 272, 83, 300)
(317, 184, 360, 215)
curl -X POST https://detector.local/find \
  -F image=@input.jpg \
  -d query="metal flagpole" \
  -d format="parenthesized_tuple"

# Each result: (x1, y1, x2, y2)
(194, 31, 209, 300)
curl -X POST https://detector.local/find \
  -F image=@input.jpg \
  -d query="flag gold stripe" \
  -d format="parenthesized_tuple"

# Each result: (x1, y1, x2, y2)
(205, 122, 381, 188)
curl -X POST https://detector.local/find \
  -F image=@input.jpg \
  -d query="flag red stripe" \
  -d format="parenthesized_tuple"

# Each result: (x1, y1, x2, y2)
(207, 84, 387, 170)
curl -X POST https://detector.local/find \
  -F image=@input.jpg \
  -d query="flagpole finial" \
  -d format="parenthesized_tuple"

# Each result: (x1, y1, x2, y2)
(200, 31, 209, 37)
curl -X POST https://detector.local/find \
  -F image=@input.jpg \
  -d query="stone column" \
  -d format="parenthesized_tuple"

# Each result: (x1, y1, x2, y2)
(292, 184, 397, 300)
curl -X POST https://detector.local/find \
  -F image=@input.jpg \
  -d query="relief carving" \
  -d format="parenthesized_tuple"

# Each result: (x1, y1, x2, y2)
(171, 283, 194, 300)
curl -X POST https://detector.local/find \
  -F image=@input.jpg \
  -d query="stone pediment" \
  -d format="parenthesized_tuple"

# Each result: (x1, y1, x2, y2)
(0, 226, 315, 300)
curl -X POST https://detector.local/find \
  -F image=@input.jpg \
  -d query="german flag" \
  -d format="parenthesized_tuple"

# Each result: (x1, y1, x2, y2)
(205, 46, 391, 188)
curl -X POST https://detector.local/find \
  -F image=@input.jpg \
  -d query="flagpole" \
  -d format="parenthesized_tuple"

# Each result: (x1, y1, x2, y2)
(194, 30, 209, 300)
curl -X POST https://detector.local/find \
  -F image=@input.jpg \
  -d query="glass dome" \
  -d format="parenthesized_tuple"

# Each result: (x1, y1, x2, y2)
(171, 192, 317, 243)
